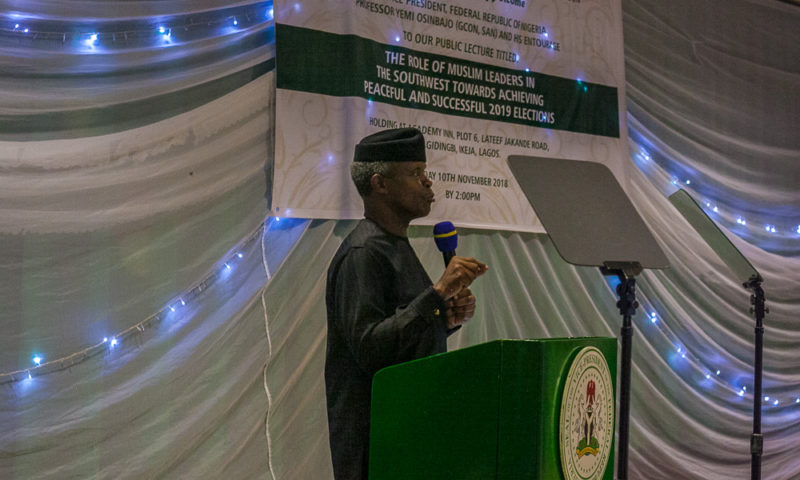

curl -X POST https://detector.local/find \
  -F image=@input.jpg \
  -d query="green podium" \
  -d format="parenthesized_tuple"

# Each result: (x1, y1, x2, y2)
(369, 338, 617, 480)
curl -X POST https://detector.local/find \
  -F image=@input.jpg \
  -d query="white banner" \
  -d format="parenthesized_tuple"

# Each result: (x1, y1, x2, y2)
(273, 0, 627, 232)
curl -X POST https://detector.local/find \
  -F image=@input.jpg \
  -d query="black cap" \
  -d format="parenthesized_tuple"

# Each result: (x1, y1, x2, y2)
(353, 128, 426, 163)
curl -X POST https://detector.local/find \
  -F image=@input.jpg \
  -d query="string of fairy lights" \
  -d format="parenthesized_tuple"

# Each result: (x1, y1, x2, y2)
(0, 2, 274, 51)
(0, 221, 268, 385)
(632, 144, 800, 242)
(2, 0, 796, 412)
(629, 143, 799, 410)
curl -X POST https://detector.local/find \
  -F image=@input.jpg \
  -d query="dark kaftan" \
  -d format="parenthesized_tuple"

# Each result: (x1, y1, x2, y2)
(325, 219, 449, 480)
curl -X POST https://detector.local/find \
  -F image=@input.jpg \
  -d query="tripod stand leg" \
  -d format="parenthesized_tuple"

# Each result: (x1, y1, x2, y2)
(617, 315, 633, 480)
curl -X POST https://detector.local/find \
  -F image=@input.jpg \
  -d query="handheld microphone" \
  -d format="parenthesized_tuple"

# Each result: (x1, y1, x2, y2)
(433, 221, 458, 266)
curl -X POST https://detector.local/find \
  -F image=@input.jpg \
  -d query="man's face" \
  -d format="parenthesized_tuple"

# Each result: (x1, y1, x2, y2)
(383, 161, 435, 221)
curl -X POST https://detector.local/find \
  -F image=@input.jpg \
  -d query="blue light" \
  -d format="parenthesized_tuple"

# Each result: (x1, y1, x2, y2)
(544, 32, 549, 37)
(773, 399, 779, 406)
(738, 389, 744, 396)
(110, 338, 118, 347)
(685, 179, 691, 185)
(225, 263, 231, 270)
(294, 3, 302, 12)
(764, 396, 770, 401)
(395, 35, 401, 43)
(33, 355, 42, 366)
(233, 17, 238, 26)
(237, 252, 243, 258)
(23, 28, 29, 33)
(14, 24, 19, 29)
(84, 33, 99, 47)
(796, 225, 800, 234)
(159, 26, 166, 34)
(737, 217, 746, 225)
(267, 8, 275, 19)
(713, 206, 719, 213)
(705, 373, 710, 379)
(180, 299, 186, 306)
(650, 312, 657, 323)
(716, 370, 721, 375)
(170, 306, 176, 312)
(795, 398, 799, 404)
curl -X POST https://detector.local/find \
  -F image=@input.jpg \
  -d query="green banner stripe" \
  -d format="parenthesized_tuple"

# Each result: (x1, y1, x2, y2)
(276, 24, 619, 138)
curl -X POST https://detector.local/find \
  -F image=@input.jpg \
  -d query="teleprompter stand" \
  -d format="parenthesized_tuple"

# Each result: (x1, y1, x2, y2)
(508, 156, 670, 480)
(668, 189, 766, 480)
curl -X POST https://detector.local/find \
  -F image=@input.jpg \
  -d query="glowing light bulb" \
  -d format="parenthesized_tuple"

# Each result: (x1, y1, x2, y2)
(764, 396, 770, 401)
(773, 399, 779, 406)
(110, 338, 118, 347)
(237, 253, 243, 258)
(33, 356, 42, 366)
(233, 17, 238, 26)
(738, 390, 744, 396)
(170, 306, 176, 312)
(716, 370, 720, 375)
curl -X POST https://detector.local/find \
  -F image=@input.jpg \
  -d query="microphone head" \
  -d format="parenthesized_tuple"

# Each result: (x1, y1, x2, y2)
(433, 221, 458, 252)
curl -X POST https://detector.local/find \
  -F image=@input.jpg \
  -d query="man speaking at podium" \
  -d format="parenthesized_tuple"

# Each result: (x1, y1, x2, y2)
(325, 128, 488, 480)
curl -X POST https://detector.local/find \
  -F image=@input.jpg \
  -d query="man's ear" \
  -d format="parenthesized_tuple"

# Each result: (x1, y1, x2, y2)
(370, 172, 389, 194)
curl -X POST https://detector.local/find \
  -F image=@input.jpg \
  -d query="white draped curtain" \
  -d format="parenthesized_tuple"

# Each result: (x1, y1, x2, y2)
(1, 0, 798, 479)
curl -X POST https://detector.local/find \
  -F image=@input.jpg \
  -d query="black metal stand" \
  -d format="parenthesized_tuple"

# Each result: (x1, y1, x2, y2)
(600, 262, 642, 480)
(744, 274, 766, 480)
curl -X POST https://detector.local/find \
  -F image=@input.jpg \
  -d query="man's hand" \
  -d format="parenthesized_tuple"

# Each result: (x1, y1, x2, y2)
(433, 256, 488, 301)
(445, 288, 476, 329)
